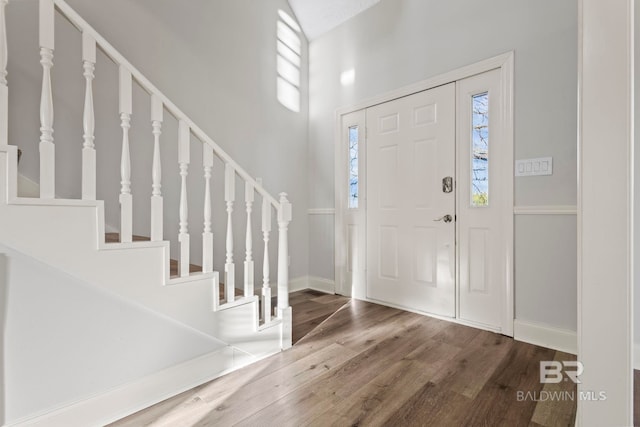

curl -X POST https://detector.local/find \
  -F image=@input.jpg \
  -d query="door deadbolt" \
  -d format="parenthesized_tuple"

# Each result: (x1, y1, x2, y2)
(442, 176, 453, 193)
(434, 214, 453, 223)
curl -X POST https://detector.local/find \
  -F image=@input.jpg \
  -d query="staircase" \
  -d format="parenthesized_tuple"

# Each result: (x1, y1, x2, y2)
(0, 0, 293, 425)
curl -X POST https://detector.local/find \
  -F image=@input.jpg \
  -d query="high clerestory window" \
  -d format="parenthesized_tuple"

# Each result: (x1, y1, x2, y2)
(277, 10, 301, 112)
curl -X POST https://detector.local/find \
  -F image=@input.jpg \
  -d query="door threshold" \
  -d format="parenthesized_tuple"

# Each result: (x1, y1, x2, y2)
(360, 296, 508, 336)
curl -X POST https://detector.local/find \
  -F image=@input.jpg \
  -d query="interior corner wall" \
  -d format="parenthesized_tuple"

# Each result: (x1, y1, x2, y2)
(308, 0, 577, 331)
(6, 0, 309, 282)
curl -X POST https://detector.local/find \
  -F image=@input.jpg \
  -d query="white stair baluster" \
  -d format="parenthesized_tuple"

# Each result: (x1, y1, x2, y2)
(39, 0, 55, 199)
(150, 94, 163, 241)
(225, 163, 235, 302)
(202, 144, 214, 273)
(0, 0, 9, 147)
(81, 33, 96, 200)
(178, 120, 190, 277)
(277, 193, 292, 312)
(260, 179, 271, 323)
(244, 181, 254, 298)
(118, 66, 132, 242)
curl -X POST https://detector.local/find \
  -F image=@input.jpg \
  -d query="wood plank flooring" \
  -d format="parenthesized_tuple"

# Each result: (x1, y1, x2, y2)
(289, 290, 350, 344)
(111, 291, 577, 427)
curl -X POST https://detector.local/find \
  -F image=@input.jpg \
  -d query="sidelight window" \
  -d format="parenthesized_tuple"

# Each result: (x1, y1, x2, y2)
(471, 92, 489, 207)
(348, 126, 359, 209)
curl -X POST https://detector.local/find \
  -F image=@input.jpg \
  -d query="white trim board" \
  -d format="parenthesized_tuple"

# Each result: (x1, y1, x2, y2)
(513, 319, 577, 355)
(513, 205, 577, 215)
(5, 346, 256, 427)
(289, 276, 335, 294)
(308, 208, 335, 215)
(577, 0, 634, 424)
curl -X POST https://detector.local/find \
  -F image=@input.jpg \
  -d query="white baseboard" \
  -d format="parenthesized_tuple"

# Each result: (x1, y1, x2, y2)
(513, 319, 577, 355)
(288, 276, 335, 294)
(308, 276, 335, 294)
(6, 346, 254, 427)
(288, 276, 309, 292)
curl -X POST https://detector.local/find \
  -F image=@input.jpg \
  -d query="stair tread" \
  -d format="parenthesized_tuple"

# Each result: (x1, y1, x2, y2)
(168, 259, 202, 276)
(104, 233, 151, 243)
(105, 233, 202, 277)
(103, 234, 254, 303)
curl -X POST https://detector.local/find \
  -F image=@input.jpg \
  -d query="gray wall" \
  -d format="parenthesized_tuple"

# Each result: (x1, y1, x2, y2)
(308, 0, 577, 330)
(6, 0, 309, 282)
(1, 244, 225, 423)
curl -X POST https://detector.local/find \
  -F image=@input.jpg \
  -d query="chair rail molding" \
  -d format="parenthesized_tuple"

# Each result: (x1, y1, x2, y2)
(308, 208, 335, 215)
(513, 205, 577, 215)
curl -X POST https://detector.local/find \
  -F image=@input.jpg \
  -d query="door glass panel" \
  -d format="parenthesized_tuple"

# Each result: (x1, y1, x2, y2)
(349, 126, 359, 208)
(471, 92, 489, 207)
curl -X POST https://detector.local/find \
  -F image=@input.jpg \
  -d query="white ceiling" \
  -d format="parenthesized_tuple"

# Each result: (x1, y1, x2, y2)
(287, 0, 381, 41)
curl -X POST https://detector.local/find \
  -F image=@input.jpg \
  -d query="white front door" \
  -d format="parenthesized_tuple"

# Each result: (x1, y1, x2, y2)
(366, 83, 456, 317)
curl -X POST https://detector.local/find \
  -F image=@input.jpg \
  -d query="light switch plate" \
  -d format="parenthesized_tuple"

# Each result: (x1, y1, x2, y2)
(515, 157, 553, 177)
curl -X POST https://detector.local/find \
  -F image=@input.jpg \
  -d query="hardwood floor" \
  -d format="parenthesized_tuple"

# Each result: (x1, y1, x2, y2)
(111, 292, 576, 427)
(289, 289, 350, 344)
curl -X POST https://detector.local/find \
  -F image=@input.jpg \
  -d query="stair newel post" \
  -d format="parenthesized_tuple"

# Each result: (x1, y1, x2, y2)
(81, 32, 96, 200)
(276, 193, 292, 310)
(0, 0, 8, 148)
(178, 120, 190, 277)
(39, 0, 55, 199)
(260, 178, 271, 323)
(202, 144, 214, 273)
(150, 94, 163, 241)
(244, 181, 254, 298)
(118, 66, 132, 242)
(276, 192, 292, 348)
(224, 163, 235, 302)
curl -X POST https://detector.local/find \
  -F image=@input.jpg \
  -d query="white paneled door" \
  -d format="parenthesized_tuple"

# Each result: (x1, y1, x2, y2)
(366, 83, 456, 317)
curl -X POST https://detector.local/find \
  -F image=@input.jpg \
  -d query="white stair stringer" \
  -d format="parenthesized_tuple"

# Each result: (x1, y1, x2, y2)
(212, 293, 290, 356)
(1, 240, 256, 427)
(22, 345, 258, 427)
(0, 145, 285, 361)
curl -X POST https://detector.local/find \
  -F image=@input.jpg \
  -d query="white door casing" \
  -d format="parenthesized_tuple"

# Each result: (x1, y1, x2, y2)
(366, 83, 456, 317)
(334, 53, 514, 334)
(457, 68, 512, 333)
